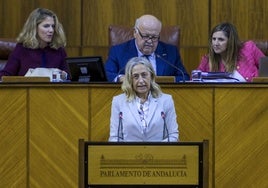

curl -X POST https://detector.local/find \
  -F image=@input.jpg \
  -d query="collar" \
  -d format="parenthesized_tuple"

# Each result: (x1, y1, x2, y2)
(134, 40, 155, 58)
(134, 92, 152, 104)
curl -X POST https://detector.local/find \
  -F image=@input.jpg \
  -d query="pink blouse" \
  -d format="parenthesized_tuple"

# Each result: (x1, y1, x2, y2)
(197, 41, 265, 82)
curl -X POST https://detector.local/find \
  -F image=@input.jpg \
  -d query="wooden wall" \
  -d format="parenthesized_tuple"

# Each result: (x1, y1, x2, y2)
(1, 84, 267, 187)
(1, 0, 268, 75)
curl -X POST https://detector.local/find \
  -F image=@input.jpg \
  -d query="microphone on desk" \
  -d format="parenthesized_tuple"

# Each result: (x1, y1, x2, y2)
(155, 53, 186, 82)
(161, 111, 170, 142)
(117, 112, 124, 142)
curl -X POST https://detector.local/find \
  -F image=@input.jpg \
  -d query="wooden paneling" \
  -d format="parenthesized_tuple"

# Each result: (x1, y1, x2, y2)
(82, 0, 209, 46)
(0, 89, 27, 187)
(0, 0, 81, 45)
(162, 86, 214, 187)
(215, 87, 268, 187)
(211, 0, 268, 40)
(81, 47, 109, 59)
(180, 47, 209, 73)
(89, 85, 122, 141)
(0, 84, 268, 188)
(65, 47, 82, 57)
(0, 0, 34, 37)
(29, 87, 88, 187)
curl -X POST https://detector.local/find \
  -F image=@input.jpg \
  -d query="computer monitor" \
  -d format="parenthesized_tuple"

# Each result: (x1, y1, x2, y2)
(259, 57, 268, 77)
(66, 56, 107, 82)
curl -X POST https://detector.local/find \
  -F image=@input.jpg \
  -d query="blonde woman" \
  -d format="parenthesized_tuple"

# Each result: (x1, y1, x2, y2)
(109, 57, 179, 142)
(0, 8, 69, 78)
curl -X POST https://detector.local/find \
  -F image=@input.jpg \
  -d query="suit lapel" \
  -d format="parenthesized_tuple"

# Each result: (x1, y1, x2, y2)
(147, 97, 158, 125)
(155, 43, 168, 75)
(127, 100, 141, 124)
(124, 39, 138, 61)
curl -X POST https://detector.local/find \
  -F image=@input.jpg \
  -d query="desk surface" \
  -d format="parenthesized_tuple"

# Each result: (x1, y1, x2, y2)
(1, 81, 268, 87)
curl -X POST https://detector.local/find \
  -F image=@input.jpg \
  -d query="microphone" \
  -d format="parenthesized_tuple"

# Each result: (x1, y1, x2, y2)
(161, 111, 170, 142)
(155, 53, 185, 82)
(117, 112, 124, 142)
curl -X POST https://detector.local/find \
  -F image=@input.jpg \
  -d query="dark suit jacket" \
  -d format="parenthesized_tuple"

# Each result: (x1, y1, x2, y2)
(105, 39, 190, 82)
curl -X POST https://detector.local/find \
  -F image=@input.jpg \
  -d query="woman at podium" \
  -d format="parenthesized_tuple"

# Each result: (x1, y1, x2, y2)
(108, 57, 179, 142)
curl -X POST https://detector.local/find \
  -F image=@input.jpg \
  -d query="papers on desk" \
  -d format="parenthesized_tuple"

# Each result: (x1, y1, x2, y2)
(201, 78, 239, 83)
(24, 67, 60, 81)
(201, 72, 232, 78)
(200, 72, 240, 83)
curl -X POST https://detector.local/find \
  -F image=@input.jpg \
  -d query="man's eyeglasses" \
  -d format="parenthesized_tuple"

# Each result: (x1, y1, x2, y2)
(136, 28, 160, 42)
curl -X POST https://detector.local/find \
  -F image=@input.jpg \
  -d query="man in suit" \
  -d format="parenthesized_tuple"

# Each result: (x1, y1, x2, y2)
(105, 14, 190, 82)
(109, 57, 179, 142)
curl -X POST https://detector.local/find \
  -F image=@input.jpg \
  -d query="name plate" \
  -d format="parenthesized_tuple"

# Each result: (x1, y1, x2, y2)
(83, 142, 205, 186)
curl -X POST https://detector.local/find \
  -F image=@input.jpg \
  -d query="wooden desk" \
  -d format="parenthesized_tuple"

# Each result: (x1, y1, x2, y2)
(0, 83, 267, 188)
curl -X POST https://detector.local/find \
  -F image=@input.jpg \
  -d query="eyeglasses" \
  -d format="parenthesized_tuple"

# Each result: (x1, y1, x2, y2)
(136, 28, 160, 42)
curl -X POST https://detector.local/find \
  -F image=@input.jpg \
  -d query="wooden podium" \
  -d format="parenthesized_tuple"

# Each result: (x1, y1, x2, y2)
(79, 139, 208, 188)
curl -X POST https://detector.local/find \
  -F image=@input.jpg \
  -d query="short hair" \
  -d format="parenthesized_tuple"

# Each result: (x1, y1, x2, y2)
(17, 8, 66, 49)
(121, 57, 162, 101)
(134, 14, 162, 31)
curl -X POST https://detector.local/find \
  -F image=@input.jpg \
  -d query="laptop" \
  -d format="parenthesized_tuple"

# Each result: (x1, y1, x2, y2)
(258, 56, 268, 77)
(66, 56, 107, 82)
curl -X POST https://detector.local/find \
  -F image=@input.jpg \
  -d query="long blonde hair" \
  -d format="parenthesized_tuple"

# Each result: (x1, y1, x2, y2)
(17, 8, 66, 49)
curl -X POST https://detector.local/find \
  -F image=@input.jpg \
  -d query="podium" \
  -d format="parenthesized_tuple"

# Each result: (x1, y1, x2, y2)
(79, 140, 208, 188)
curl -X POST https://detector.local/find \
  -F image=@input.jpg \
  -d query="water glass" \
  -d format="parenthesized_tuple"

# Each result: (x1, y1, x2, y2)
(191, 70, 202, 82)
(52, 70, 67, 82)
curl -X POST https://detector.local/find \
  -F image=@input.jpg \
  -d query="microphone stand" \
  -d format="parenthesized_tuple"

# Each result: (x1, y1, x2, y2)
(161, 112, 170, 142)
(156, 53, 185, 82)
(117, 112, 124, 142)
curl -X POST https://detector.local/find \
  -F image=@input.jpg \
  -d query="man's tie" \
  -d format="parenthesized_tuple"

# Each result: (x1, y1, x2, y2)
(143, 55, 150, 61)
(142, 54, 157, 74)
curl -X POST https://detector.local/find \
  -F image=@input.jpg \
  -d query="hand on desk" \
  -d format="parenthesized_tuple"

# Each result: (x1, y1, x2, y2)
(117, 75, 125, 82)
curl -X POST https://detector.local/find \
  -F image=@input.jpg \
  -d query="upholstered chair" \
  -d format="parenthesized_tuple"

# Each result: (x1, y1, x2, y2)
(253, 40, 268, 56)
(0, 38, 16, 70)
(108, 25, 180, 49)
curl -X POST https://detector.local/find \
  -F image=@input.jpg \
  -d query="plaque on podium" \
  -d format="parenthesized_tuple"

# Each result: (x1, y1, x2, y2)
(79, 140, 208, 188)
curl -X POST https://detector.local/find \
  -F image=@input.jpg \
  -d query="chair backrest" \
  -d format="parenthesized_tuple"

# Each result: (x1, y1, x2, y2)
(0, 38, 17, 70)
(108, 25, 180, 49)
(253, 40, 268, 56)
